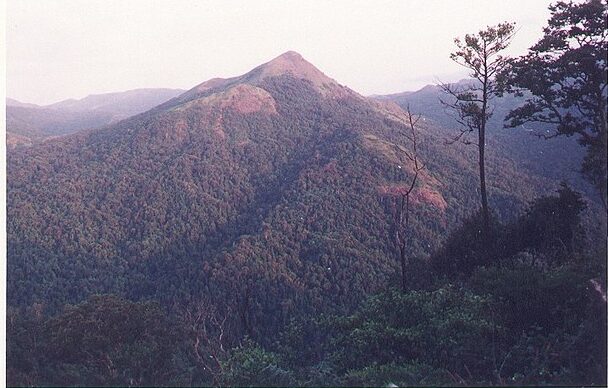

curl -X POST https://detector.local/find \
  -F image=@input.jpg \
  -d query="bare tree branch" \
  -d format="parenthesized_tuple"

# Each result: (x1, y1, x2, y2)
(391, 105, 426, 292)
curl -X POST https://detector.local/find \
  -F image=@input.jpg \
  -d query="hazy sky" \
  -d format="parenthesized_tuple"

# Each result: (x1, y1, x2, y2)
(7, 0, 554, 105)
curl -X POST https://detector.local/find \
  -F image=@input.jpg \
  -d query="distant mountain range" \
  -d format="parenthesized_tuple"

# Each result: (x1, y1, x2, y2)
(8, 52, 599, 338)
(6, 88, 184, 147)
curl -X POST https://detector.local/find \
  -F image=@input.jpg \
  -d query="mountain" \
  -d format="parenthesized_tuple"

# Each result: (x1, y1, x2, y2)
(45, 88, 185, 115)
(6, 88, 184, 147)
(6, 98, 41, 108)
(7, 52, 598, 340)
(373, 80, 591, 194)
(7, 106, 115, 147)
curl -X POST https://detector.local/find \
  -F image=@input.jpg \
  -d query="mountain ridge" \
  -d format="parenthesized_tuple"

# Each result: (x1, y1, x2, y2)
(8, 52, 600, 341)
(169, 51, 358, 110)
(6, 88, 185, 147)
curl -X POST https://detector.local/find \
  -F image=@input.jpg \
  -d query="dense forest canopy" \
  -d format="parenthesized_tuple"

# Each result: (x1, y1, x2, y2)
(6, 1, 607, 386)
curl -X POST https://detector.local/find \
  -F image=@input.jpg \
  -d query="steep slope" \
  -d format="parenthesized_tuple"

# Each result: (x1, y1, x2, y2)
(6, 88, 184, 147)
(167, 51, 354, 108)
(7, 52, 581, 338)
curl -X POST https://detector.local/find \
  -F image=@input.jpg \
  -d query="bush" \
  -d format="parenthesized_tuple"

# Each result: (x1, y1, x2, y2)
(430, 210, 501, 277)
(501, 183, 587, 262)
(329, 286, 500, 381)
(8, 294, 189, 387)
(341, 362, 452, 386)
(220, 339, 295, 387)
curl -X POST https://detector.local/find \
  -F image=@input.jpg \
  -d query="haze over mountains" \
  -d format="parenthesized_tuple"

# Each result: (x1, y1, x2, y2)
(6, 88, 184, 147)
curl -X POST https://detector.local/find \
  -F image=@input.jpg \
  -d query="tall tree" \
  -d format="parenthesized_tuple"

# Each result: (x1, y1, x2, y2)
(440, 22, 516, 232)
(501, 0, 607, 208)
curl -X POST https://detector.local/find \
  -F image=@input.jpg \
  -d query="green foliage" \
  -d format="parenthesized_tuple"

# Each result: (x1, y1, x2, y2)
(470, 262, 590, 336)
(328, 286, 499, 381)
(7, 187, 606, 386)
(8, 71, 572, 342)
(501, 321, 605, 386)
(503, 183, 587, 259)
(220, 339, 295, 387)
(275, 315, 334, 370)
(432, 184, 588, 277)
(341, 362, 451, 387)
(6, 45, 607, 387)
(503, 0, 608, 205)
(8, 295, 189, 387)
(430, 210, 501, 277)
(446, 22, 516, 135)
(7, 304, 45, 386)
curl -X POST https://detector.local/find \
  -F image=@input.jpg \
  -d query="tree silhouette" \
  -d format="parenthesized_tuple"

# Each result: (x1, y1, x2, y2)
(392, 107, 425, 292)
(502, 0, 607, 208)
(441, 22, 516, 233)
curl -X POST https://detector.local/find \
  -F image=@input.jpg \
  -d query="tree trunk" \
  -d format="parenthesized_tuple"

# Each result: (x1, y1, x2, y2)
(396, 192, 415, 292)
(597, 90, 607, 210)
(399, 243, 407, 292)
(395, 195, 407, 292)
(480, 72, 490, 235)
(479, 129, 489, 233)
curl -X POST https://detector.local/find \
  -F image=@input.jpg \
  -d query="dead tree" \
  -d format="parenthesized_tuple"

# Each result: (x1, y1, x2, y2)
(393, 106, 426, 292)
(179, 298, 231, 385)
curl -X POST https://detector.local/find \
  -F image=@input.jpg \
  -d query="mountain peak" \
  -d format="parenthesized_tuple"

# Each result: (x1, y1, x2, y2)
(182, 51, 356, 105)
(275, 50, 304, 60)
(251, 51, 333, 87)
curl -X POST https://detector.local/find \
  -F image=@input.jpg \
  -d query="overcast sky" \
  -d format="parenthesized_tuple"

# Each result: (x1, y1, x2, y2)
(7, 0, 554, 105)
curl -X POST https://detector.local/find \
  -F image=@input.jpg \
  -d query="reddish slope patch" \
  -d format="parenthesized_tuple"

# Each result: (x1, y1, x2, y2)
(221, 85, 277, 114)
(378, 184, 447, 211)
(412, 187, 448, 211)
(179, 84, 278, 115)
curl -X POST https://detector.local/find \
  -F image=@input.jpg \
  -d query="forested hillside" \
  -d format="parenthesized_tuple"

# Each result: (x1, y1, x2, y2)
(7, 44, 606, 386)
(8, 52, 584, 311)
